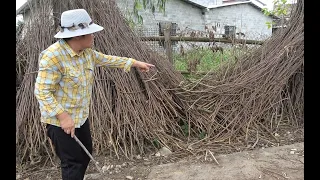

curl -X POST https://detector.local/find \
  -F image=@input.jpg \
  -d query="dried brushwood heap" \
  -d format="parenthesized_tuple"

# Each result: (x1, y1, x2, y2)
(16, 0, 303, 166)
(176, 0, 304, 152)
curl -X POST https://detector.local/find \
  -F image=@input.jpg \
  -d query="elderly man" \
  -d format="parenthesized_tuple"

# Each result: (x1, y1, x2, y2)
(34, 9, 154, 180)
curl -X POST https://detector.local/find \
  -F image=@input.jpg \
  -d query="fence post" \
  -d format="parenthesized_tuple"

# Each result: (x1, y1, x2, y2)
(164, 23, 173, 64)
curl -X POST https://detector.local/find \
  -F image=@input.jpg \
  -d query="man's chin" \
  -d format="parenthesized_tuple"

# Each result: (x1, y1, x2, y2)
(87, 43, 94, 48)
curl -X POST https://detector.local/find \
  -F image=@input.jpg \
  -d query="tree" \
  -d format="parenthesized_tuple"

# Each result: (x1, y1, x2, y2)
(262, 0, 291, 29)
(125, 0, 167, 28)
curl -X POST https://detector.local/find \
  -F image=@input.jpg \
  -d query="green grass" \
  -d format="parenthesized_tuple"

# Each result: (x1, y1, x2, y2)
(173, 47, 243, 73)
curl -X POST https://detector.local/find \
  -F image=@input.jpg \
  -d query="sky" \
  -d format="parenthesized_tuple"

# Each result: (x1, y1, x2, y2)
(16, 0, 27, 10)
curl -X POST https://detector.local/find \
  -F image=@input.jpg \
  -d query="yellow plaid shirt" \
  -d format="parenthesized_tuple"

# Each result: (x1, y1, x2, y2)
(34, 39, 136, 128)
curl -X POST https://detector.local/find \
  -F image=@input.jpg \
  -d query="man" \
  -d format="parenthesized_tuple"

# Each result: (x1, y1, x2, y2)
(34, 9, 154, 180)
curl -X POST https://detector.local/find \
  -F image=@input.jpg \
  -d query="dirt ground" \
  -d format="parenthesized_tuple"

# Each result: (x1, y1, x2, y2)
(17, 142, 304, 180)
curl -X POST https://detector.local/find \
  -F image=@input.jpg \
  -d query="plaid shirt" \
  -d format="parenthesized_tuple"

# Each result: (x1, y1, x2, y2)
(34, 39, 136, 128)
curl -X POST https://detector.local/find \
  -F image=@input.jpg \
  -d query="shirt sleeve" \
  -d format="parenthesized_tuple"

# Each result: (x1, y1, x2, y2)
(91, 49, 136, 72)
(34, 53, 65, 118)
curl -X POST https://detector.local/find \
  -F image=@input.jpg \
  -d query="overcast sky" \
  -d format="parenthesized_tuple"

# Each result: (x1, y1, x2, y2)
(16, 0, 27, 10)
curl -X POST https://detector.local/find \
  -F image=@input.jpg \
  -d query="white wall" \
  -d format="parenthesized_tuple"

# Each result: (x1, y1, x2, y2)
(204, 3, 273, 40)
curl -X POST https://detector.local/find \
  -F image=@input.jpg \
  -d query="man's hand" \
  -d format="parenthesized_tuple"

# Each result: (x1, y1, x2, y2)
(132, 61, 155, 72)
(56, 112, 75, 138)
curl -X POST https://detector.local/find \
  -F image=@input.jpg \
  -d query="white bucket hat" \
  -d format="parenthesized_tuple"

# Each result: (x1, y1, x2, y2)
(54, 9, 104, 38)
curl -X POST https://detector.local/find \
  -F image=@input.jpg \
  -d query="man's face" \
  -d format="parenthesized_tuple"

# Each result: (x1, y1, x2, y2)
(80, 34, 95, 49)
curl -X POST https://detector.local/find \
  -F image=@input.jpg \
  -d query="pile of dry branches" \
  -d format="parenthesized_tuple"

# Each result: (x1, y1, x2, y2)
(176, 0, 304, 152)
(16, 0, 304, 166)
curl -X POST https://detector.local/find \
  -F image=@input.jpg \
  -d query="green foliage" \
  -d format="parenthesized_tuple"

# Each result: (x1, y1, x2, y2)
(181, 121, 189, 136)
(124, 10, 141, 29)
(265, 21, 275, 29)
(262, 7, 271, 16)
(180, 120, 207, 139)
(133, 0, 144, 24)
(124, 0, 167, 28)
(262, 0, 290, 29)
(198, 131, 206, 140)
(152, 138, 161, 149)
(173, 48, 236, 72)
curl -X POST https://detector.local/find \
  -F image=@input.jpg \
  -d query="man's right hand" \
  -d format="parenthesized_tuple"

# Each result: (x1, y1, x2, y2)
(56, 112, 75, 138)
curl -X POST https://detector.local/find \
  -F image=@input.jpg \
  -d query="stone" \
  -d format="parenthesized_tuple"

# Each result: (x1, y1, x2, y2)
(158, 147, 172, 157)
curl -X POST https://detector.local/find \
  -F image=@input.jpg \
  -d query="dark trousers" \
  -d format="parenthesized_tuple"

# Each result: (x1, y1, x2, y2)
(47, 120, 92, 180)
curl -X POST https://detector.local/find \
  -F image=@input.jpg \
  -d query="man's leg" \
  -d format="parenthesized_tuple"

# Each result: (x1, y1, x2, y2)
(77, 120, 93, 176)
(47, 123, 89, 180)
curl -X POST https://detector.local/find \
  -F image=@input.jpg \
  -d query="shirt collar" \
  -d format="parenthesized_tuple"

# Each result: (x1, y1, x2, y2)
(59, 39, 85, 57)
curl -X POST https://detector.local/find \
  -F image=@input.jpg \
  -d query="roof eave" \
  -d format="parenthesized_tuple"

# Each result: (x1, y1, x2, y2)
(181, 0, 206, 9)
(16, 2, 30, 16)
(207, 1, 278, 19)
